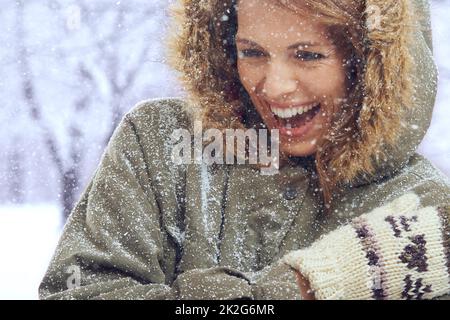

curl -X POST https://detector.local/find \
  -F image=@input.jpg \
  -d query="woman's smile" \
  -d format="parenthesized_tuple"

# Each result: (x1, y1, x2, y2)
(266, 101, 322, 138)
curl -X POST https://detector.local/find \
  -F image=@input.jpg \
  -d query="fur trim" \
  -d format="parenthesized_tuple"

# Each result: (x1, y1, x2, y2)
(331, 0, 415, 185)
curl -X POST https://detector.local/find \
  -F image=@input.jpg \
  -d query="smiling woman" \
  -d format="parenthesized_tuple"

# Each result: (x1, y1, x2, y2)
(235, 0, 353, 157)
(39, 0, 450, 300)
(168, 0, 375, 210)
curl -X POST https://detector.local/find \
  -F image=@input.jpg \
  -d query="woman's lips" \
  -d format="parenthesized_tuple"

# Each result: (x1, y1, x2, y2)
(266, 103, 322, 138)
(268, 101, 318, 109)
(271, 103, 319, 119)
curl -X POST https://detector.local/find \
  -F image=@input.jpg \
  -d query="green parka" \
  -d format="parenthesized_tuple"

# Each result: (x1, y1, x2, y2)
(39, 0, 450, 299)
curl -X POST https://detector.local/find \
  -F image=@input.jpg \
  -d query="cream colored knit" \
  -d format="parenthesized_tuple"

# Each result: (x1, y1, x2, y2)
(283, 193, 450, 300)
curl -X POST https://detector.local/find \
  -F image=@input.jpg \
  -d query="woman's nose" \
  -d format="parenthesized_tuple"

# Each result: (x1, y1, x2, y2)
(262, 61, 298, 101)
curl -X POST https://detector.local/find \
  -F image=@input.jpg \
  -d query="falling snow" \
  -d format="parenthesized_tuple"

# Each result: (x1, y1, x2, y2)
(0, 0, 449, 300)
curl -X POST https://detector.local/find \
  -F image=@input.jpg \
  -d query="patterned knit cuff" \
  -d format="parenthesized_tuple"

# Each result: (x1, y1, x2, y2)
(438, 206, 450, 282)
(283, 193, 450, 300)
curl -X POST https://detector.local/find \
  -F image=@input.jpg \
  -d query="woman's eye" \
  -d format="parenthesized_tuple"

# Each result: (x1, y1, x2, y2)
(295, 51, 325, 61)
(238, 49, 266, 58)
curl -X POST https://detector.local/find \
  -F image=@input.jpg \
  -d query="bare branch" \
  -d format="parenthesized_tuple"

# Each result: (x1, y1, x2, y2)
(15, 0, 64, 176)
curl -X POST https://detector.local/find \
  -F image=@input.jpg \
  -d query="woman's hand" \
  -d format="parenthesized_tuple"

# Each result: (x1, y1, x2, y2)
(295, 270, 316, 300)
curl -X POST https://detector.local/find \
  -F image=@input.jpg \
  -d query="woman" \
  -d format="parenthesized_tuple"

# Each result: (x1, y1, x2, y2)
(39, 0, 450, 299)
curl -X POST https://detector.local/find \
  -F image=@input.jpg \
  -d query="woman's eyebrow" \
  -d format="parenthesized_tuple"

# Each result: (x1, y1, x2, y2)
(235, 38, 263, 48)
(287, 41, 321, 49)
(235, 38, 321, 49)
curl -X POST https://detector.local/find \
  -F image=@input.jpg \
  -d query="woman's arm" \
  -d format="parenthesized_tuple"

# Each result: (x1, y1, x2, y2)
(284, 193, 450, 300)
(39, 111, 301, 300)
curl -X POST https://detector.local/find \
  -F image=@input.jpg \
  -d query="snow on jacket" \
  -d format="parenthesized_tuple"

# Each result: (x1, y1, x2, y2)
(39, 0, 450, 300)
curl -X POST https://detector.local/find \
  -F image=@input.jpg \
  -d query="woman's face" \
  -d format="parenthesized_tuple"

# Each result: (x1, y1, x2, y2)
(236, 0, 350, 157)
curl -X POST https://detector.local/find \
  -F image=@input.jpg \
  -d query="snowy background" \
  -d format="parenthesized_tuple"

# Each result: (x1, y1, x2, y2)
(0, 0, 449, 299)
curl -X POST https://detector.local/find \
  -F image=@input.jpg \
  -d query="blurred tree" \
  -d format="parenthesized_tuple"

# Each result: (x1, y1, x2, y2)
(11, 0, 180, 220)
(7, 137, 25, 204)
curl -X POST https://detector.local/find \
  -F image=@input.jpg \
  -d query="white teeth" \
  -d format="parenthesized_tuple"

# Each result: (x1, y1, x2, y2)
(271, 103, 318, 119)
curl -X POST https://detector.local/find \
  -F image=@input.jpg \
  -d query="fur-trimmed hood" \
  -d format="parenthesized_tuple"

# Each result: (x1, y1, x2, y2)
(166, 0, 437, 188)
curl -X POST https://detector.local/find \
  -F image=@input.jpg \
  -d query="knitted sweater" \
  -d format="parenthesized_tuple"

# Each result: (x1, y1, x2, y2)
(284, 193, 450, 300)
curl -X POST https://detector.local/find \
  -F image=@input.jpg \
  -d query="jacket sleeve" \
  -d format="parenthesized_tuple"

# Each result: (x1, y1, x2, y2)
(38, 114, 301, 300)
(283, 193, 450, 300)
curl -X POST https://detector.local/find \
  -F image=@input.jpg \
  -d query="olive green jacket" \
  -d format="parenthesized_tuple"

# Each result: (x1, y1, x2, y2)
(39, 0, 450, 299)
(39, 98, 449, 300)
